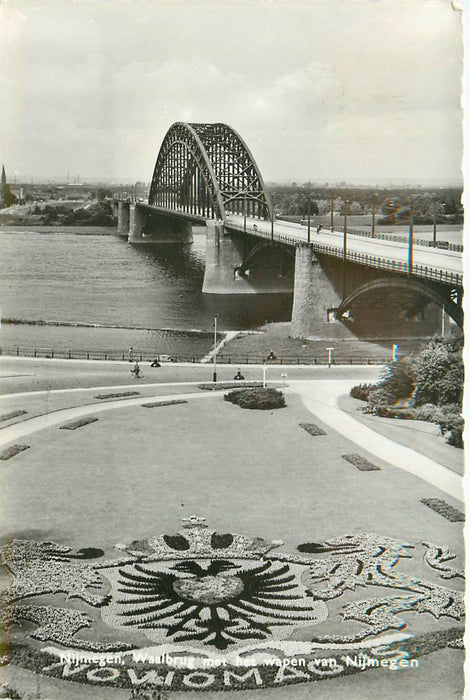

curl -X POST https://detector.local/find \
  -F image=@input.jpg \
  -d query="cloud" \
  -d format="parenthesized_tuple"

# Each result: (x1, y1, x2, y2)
(0, 0, 463, 182)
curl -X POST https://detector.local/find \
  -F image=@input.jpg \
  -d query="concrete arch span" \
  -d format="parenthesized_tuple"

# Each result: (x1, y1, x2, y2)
(337, 277, 463, 328)
(238, 241, 295, 279)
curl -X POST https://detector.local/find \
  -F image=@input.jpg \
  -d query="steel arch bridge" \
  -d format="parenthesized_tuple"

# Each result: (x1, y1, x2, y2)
(148, 122, 272, 222)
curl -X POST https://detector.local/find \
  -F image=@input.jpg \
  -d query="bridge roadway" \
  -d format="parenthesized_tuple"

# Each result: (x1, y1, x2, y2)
(224, 215, 463, 283)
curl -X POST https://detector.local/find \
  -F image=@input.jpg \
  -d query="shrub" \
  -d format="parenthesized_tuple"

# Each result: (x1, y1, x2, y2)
(437, 411, 464, 448)
(413, 403, 440, 422)
(364, 404, 414, 419)
(412, 335, 463, 406)
(224, 387, 286, 410)
(349, 383, 376, 401)
(373, 357, 415, 404)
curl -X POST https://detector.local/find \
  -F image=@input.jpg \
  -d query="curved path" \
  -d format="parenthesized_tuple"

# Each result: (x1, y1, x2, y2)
(0, 377, 463, 503)
(290, 380, 463, 503)
(0, 388, 222, 446)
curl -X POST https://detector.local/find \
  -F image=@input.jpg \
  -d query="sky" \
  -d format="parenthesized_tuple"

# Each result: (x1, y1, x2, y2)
(0, 0, 464, 185)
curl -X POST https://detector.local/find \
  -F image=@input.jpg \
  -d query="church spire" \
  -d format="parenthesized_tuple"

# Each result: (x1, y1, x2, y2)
(1, 165, 6, 185)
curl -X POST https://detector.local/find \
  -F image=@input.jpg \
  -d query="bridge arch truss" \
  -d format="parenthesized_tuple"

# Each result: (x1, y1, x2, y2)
(148, 123, 272, 221)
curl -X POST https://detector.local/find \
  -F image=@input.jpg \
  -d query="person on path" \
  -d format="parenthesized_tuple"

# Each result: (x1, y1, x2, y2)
(128, 347, 134, 362)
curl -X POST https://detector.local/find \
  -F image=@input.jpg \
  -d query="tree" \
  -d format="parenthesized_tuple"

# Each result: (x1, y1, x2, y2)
(413, 335, 463, 407)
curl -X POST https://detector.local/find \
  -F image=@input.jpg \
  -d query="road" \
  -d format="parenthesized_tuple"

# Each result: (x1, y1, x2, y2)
(225, 216, 463, 277)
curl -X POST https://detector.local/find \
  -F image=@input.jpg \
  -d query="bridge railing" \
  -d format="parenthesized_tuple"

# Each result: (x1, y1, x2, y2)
(226, 221, 463, 287)
(226, 220, 300, 247)
(311, 243, 463, 286)
(334, 226, 463, 252)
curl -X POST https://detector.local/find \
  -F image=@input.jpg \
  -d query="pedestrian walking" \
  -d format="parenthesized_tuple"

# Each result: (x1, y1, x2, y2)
(128, 347, 134, 362)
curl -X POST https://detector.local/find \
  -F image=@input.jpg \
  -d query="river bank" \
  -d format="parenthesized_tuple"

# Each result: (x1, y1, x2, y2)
(1, 317, 436, 366)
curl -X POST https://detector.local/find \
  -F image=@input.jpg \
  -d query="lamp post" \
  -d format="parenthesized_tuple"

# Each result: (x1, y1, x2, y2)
(303, 194, 311, 243)
(343, 200, 349, 261)
(330, 191, 334, 231)
(408, 200, 414, 277)
(243, 194, 247, 233)
(432, 201, 444, 246)
(213, 314, 218, 383)
(270, 192, 276, 243)
(326, 347, 334, 368)
(371, 193, 378, 238)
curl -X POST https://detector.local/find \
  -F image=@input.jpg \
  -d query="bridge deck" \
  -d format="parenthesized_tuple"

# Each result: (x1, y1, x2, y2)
(225, 215, 462, 286)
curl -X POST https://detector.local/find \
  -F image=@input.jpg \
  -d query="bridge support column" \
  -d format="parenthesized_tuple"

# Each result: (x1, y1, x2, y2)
(141, 208, 193, 243)
(118, 201, 130, 235)
(441, 307, 452, 336)
(290, 244, 349, 339)
(129, 204, 147, 242)
(202, 221, 253, 293)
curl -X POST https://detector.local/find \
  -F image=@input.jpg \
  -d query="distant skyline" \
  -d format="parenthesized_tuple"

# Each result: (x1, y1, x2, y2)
(0, 0, 464, 185)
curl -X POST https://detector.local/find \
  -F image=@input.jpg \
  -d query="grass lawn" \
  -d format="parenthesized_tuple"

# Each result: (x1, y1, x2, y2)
(0, 391, 463, 553)
(338, 394, 464, 476)
(0, 389, 464, 699)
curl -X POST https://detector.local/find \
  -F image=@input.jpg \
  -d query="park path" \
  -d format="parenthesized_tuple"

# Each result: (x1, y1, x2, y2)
(291, 380, 463, 503)
(0, 388, 221, 447)
(0, 377, 463, 503)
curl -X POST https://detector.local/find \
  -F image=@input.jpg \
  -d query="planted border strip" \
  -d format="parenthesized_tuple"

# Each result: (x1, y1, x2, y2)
(421, 498, 465, 522)
(141, 400, 188, 408)
(60, 417, 99, 431)
(299, 423, 326, 437)
(342, 453, 381, 471)
(0, 410, 27, 422)
(0, 444, 30, 460)
(94, 391, 140, 399)
(198, 382, 263, 391)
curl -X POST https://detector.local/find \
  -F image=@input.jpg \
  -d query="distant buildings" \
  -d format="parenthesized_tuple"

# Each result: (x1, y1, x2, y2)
(0, 165, 17, 208)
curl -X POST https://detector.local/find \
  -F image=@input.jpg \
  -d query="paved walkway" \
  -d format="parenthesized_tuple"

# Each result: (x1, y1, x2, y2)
(291, 380, 463, 503)
(0, 373, 463, 503)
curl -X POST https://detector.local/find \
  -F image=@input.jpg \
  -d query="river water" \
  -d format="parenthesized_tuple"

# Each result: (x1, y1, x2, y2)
(0, 226, 292, 358)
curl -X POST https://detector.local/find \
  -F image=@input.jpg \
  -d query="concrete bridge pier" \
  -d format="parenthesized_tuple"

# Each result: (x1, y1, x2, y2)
(129, 204, 147, 242)
(202, 221, 254, 293)
(290, 244, 352, 339)
(117, 202, 130, 236)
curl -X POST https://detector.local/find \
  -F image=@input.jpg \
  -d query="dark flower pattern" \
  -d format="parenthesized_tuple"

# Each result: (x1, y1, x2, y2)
(105, 557, 325, 650)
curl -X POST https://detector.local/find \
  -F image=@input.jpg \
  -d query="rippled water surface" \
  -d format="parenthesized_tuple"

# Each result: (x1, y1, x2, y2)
(0, 227, 292, 354)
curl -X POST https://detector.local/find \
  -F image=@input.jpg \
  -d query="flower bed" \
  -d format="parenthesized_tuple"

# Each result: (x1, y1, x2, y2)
(59, 417, 99, 430)
(0, 444, 30, 460)
(420, 498, 464, 522)
(0, 410, 27, 422)
(224, 387, 286, 410)
(141, 400, 187, 408)
(299, 423, 326, 437)
(94, 391, 140, 399)
(198, 381, 263, 391)
(342, 454, 381, 471)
